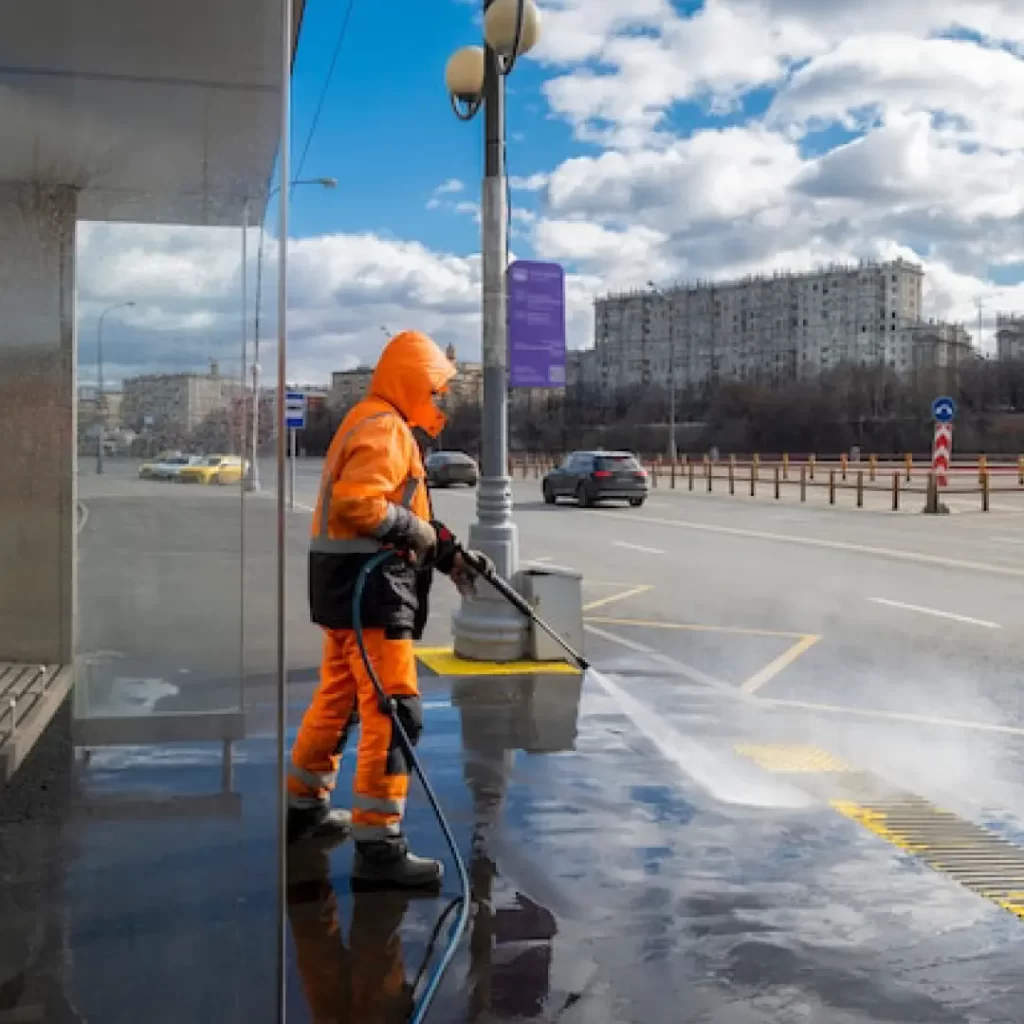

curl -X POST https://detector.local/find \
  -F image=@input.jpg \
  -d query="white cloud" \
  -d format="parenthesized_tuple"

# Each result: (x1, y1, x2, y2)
(77, 0, 1024, 385)
(77, 223, 595, 387)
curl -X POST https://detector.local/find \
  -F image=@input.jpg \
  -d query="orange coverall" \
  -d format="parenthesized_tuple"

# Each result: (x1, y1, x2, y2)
(289, 331, 455, 843)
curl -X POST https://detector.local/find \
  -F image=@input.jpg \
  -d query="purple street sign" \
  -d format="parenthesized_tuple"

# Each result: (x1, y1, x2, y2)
(507, 259, 566, 388)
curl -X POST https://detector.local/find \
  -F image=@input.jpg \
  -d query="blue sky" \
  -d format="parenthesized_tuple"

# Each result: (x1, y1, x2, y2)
(281, 0, 585, 259)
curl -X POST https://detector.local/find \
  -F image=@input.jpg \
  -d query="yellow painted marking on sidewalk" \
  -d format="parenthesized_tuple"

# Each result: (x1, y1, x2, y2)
(416, 647, 579, 676)
(734, 743, 853, 773)
(581, 585, 653, 613)
(740, 634, 821, 695)
(585, 616, 806, 639)
(830, 797, 1024, 921)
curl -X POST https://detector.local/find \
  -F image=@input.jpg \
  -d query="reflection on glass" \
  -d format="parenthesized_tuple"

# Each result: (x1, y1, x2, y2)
(0, 0, 287, 1018)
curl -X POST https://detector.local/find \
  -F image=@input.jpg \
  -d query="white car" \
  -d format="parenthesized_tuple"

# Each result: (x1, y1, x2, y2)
(150, 455, 202, 481)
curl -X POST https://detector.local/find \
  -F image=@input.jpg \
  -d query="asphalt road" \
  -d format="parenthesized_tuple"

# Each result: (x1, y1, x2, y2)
(74, 456, 1024, 1022)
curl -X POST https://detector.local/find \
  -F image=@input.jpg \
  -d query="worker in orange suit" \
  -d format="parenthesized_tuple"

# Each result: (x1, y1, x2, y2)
(288, 329, 490, 890)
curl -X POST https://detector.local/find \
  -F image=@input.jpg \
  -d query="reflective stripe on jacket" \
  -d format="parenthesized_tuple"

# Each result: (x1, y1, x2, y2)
(308, 398, 433, 637)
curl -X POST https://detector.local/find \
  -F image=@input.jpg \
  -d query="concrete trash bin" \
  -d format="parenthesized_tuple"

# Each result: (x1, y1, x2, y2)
(513, 564, 585, 663)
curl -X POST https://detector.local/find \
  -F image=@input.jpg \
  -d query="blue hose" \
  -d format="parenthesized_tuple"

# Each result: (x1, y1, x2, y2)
(352, 550, 471, 1024)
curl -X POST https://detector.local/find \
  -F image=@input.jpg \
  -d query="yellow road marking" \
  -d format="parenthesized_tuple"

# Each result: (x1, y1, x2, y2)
(762, 696, 1024, 737)
(734, 743, 853, 773)
(740, 634, 821, 694)
(583, 616, 807, 639)
(582, 585, 653, 613)
(416, 646, 579, 676)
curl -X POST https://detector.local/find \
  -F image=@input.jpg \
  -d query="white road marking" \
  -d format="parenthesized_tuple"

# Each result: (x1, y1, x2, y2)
(584, 622, 743, 699)
(612, 540, 665, 555)
(762, 696, 1024, 738)
(992, 535, 1024, 546)
(868, 597, 1000, 630)
(603, 509, 1024, 579)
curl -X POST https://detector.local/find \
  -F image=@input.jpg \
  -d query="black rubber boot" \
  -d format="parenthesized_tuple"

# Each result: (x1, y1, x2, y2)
(287, 804, 352, 845)
(351, 838, 443, 891)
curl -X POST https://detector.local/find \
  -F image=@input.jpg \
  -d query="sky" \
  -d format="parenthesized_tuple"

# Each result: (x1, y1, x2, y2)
(79, 0, 1024, 388)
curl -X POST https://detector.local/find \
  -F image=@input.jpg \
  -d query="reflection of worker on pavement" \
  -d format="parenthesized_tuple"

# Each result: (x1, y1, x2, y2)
(287, 846, 414, 1024)
(287, 329, 490, 890)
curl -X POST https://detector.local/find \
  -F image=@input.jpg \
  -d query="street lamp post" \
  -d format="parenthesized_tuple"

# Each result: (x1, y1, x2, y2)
(248, 176, 337, 492)
(95, 301, 135, 475)
(445, 0, 541, 662)
(649, 281, 676, 467)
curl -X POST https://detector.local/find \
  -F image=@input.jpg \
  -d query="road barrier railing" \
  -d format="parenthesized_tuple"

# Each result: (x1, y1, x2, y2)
(508, 453, 1017, 513)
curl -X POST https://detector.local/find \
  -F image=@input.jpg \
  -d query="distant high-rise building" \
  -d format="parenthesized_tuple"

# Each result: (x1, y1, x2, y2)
(996, 314, 1024, 361)
(590, 259, 970, 395)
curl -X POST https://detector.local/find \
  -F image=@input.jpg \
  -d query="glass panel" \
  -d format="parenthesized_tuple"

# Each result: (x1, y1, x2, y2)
(0, 0, 287, 1019)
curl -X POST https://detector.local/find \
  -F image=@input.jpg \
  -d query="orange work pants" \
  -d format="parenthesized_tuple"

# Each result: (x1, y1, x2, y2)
(288, 628, 418, 841)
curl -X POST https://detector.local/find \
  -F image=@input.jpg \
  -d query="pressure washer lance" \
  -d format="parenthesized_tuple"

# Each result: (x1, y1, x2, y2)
(456, 548, 590, 671)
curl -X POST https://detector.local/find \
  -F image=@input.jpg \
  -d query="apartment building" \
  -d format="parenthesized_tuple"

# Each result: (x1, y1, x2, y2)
(996, 314, 1024, 361)
(589, 260, 968, 395)
(121, 361, 241, 434)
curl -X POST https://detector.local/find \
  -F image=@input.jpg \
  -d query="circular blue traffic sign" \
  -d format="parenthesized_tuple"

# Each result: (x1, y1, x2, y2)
(931, 396, 956, 423)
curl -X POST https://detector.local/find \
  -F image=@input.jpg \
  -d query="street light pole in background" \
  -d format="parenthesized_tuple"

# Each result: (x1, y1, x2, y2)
(95, 300, 135, 475)
(649, 280, 676, 465)
(445, 0, 541, 662)
(248, 176, 337, 492)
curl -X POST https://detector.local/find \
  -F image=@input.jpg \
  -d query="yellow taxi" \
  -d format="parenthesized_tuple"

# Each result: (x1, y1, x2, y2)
(178, 454, 246, 485)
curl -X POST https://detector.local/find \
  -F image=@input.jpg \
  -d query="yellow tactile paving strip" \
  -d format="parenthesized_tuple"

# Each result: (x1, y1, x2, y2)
(733, 743, 854, 773)
(734, 743, 1024, 922)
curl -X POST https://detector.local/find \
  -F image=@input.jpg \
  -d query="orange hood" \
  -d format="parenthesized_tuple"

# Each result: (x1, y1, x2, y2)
(369, 331, 456, 438)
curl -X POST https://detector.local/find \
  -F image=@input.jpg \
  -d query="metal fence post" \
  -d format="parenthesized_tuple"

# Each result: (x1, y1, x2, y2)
(982, 468, 990, 512)
(808, 453, 815, 481)
(856, 470, 863, 508)
(800, 464, 806, 502)
(869, 454, 877, 482)
(750, 463, 756, 497)
(729, 459, 735, 495)
(828, 469, 835, 505)
(688, 460, 694, 491)
(782, 452, 789, 480)
(774, 464, 780, 499)
(892, 472, 899, 512)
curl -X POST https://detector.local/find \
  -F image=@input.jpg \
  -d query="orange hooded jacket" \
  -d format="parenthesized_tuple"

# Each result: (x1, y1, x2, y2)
(308, 331, 456, 637)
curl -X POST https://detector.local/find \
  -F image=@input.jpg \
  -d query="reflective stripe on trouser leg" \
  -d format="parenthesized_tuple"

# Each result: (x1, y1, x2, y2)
(348, 629, 418, 842)
(287, 629, 359, 808)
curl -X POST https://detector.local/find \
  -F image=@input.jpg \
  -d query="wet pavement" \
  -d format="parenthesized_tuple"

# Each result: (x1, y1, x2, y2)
(4, 651, 1024, 1022)
(5, 462, 1020, 1021)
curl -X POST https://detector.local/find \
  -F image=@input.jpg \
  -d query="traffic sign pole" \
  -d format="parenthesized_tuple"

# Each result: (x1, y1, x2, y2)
(289, 428, 296, 511)
(932, 422, 953, 488)
(284, 390, 307, 512)
(929, 395, 956, 491)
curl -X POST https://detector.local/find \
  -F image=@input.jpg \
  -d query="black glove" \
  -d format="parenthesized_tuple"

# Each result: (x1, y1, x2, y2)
(379, 508, 436, 565)
(430, 520, 459, 575)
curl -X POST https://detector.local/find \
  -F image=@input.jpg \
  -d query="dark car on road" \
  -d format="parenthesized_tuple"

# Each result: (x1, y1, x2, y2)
(542, 451, 648, 508)
(426, 450, 479, 488)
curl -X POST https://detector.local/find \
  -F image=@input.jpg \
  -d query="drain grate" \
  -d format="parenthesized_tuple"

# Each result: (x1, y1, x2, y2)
(831, 797, 1024, 919)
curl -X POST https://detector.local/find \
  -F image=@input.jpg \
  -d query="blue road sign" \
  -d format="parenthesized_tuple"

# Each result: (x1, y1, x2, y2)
(285, 391, 307, 430)
(931, 396, 956, 423)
